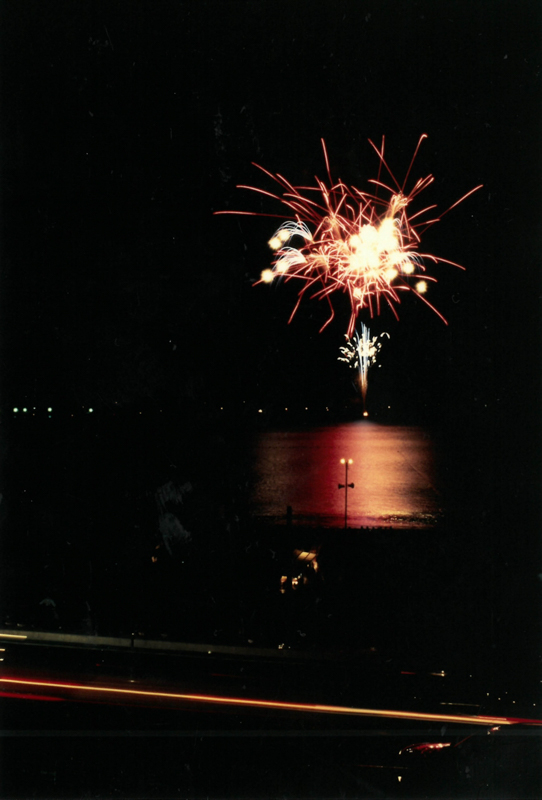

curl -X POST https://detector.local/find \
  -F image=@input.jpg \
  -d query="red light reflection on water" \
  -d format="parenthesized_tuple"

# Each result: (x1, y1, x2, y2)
(251, 422, 442, 527)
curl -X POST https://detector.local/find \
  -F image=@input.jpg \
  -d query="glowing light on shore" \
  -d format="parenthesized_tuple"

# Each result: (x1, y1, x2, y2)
(215, 137, 481, 336)
(339, 324, 389, 410)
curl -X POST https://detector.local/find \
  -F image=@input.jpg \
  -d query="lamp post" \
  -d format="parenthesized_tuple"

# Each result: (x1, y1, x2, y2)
(338, 458, 354, 530)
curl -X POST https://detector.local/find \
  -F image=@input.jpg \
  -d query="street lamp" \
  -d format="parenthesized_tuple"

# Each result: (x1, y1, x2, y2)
(338, 458, 354, 530)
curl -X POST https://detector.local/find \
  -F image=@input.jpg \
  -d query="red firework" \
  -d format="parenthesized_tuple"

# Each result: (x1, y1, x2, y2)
(215, 136, 481, 337)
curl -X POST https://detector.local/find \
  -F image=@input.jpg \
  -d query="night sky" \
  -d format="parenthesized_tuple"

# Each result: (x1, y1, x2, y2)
(1, 2, 541, 525)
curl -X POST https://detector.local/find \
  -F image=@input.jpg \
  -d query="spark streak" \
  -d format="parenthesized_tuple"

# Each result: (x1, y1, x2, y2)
(215, 137, 482, 336)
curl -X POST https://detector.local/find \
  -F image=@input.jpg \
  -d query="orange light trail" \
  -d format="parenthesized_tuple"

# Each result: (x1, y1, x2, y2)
(215, 137, 482, 337)
(1, 677, 541, 727)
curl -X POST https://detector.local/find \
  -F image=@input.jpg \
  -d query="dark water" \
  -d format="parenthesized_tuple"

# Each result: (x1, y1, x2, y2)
(249, 421, 443, 528)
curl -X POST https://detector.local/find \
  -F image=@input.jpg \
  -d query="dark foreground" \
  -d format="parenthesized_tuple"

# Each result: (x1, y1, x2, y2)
(1, 412, 541, 797)
(1, 629, 541, 799)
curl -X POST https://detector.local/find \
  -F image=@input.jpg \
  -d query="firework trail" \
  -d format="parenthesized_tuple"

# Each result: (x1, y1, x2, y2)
(215, 137, 481, 337)
(339, 324, 389, 412)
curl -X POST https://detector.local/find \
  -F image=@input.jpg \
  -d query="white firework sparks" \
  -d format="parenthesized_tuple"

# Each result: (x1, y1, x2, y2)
(339, 323, 389, 411)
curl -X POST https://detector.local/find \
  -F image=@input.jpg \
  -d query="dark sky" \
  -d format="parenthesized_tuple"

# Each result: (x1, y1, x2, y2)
(1, 0, 540, 426)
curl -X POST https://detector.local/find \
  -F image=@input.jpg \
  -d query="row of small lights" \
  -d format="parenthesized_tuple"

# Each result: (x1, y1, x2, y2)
(10, 405, 388, 416)
(14, 407, 338, 412)
(225, 406, 383, 413)
(10, 407, 166, 416)
(12, 407, 93, 414)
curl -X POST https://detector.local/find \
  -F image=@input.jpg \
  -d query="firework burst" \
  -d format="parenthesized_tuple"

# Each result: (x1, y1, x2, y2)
(339, 323, 389, 411)
(215, 136, 481, 337)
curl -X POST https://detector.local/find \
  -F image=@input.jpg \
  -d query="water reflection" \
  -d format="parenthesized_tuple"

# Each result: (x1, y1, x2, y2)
(250, 421, 442, 528)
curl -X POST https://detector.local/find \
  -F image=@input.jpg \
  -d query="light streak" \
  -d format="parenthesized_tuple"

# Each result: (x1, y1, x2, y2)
(1, 677, 541, 727)
(339, 324, 389, 410)
(0, 690, 65, 702)
(399, 742, 451, 755)
(215, 137, 482, 337)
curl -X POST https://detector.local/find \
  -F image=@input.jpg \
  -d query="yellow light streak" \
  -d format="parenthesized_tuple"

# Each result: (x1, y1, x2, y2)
(1, 677, 539, 727)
